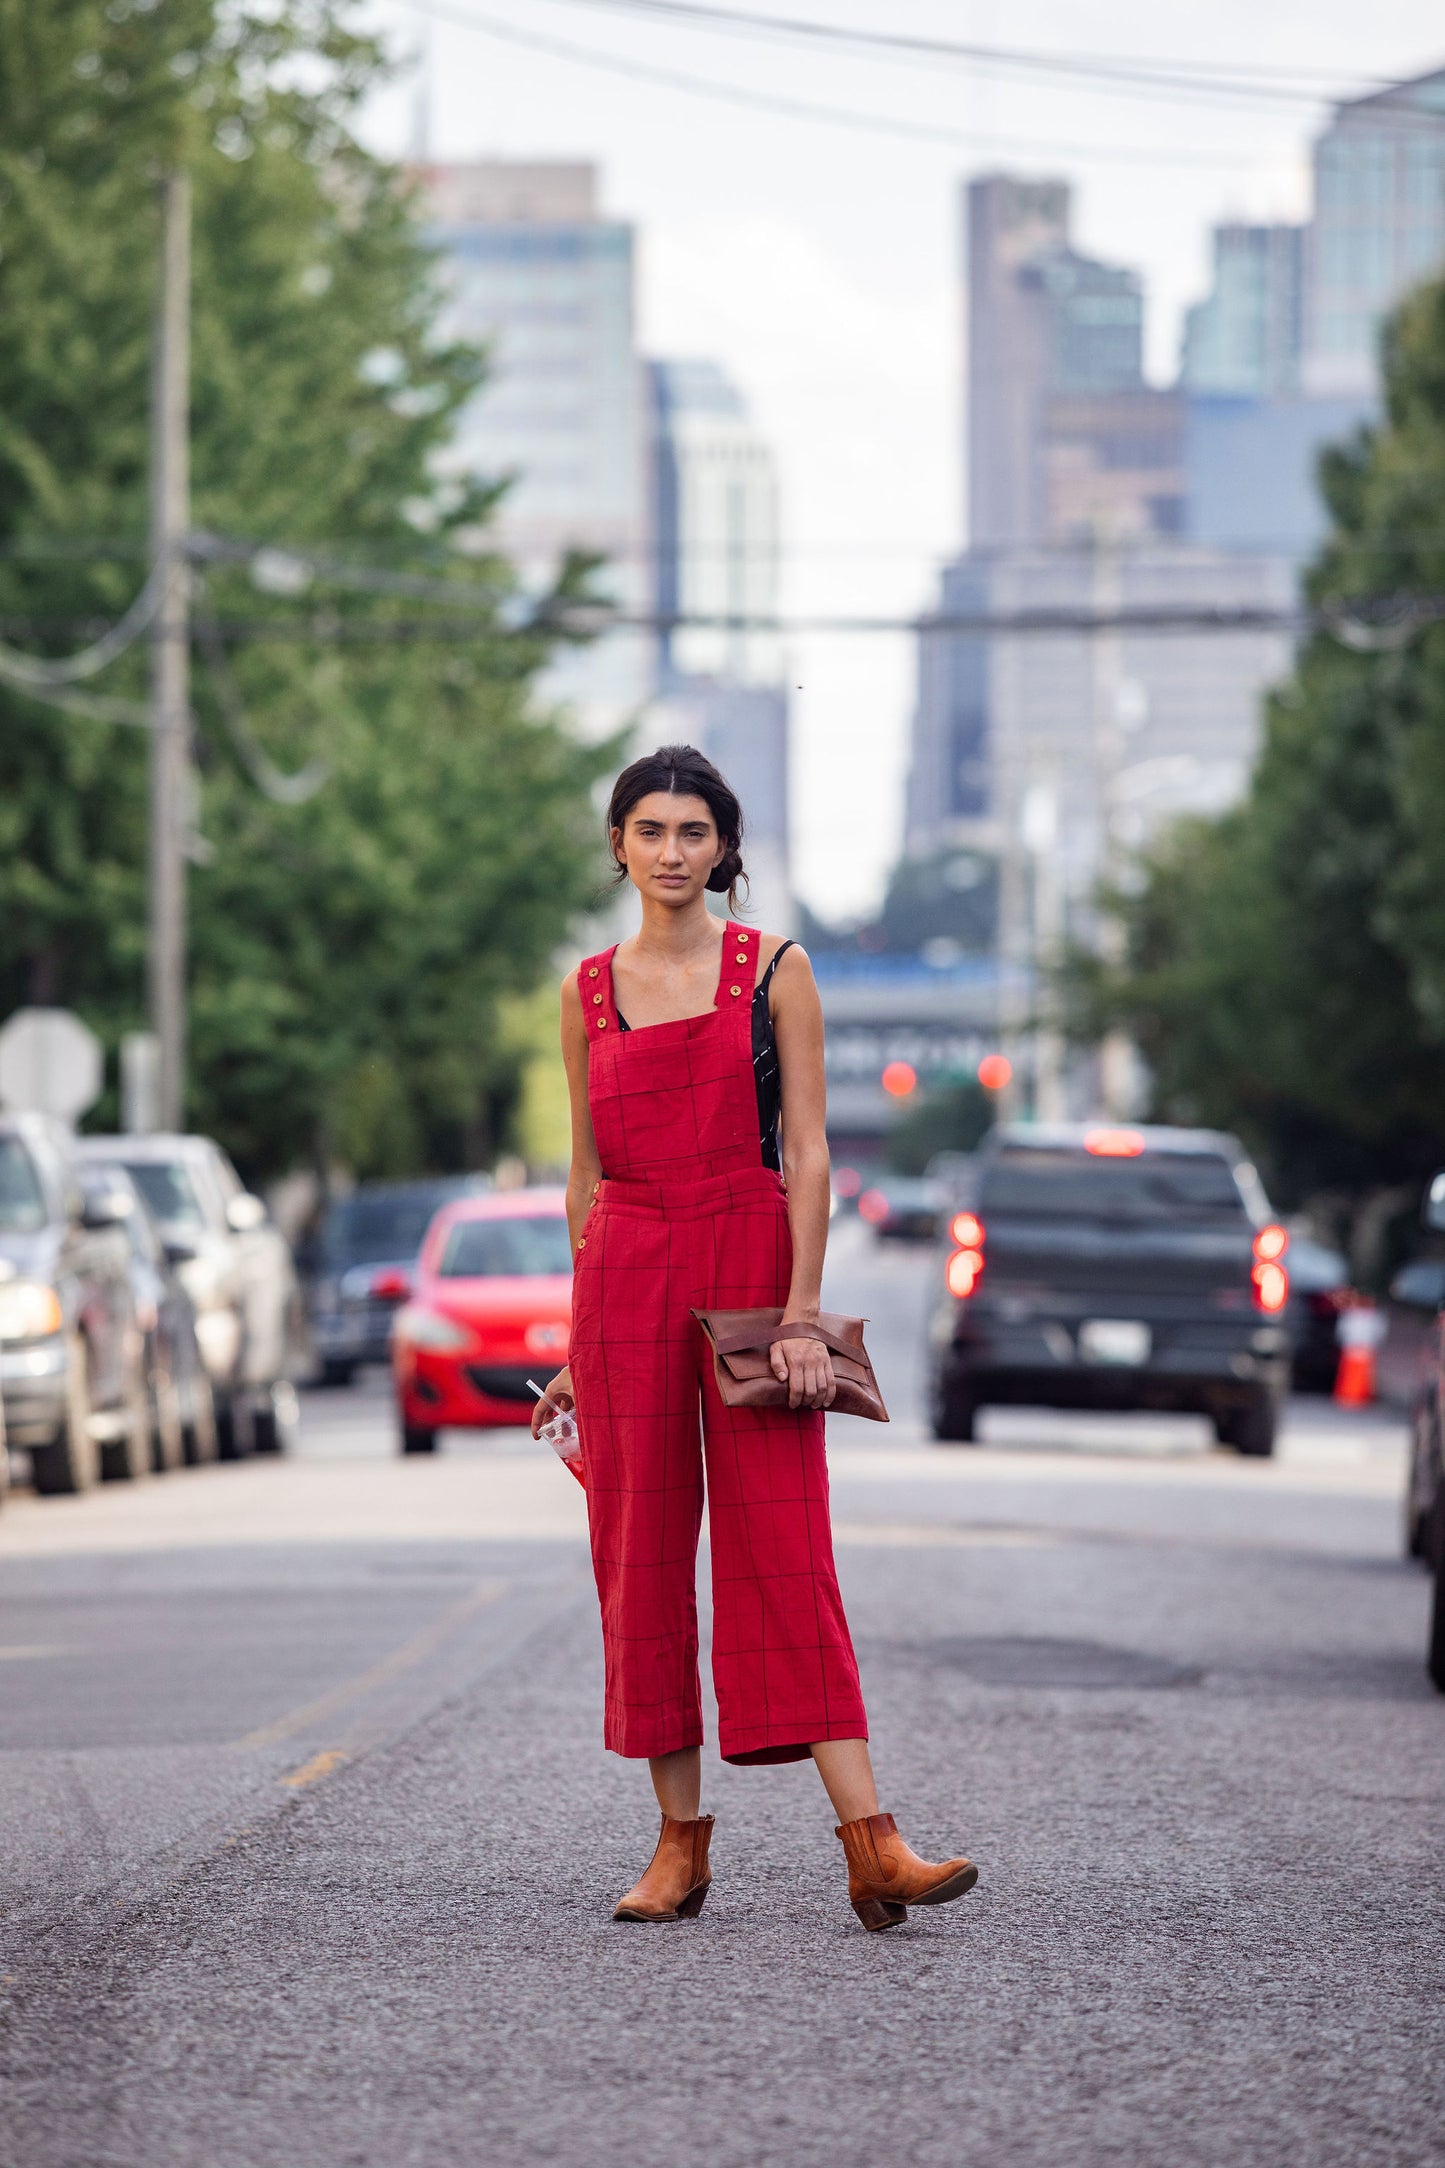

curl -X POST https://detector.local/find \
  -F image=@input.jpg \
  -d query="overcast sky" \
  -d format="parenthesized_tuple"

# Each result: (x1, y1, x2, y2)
(358, 0, 1444, 920)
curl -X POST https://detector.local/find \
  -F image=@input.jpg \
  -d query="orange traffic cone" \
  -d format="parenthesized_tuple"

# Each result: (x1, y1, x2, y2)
(1334, 1301, 1380, 1407)
(1333, 1341, 1376, 1406)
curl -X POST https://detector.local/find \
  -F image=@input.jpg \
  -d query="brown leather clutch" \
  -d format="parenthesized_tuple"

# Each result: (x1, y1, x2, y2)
(691, 1307, 889, 1422)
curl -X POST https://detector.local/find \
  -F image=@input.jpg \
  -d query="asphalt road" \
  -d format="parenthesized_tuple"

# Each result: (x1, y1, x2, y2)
(1, 1221, 1440, 2168)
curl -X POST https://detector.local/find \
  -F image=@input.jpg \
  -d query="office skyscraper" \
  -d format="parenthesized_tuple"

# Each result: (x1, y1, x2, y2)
(1180, 218, 1367, 559)
(1303, 67, 1445, 397)
(648, 359, 792, 929)
(649, 360, 781, 689)
(1183, 225, 1304, 398)
(415, 160, 650, 729)
(966, 174, 1183, 549)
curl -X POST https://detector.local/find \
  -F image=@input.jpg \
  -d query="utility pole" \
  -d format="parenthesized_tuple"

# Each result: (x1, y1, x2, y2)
(147, 169, 191, 1132)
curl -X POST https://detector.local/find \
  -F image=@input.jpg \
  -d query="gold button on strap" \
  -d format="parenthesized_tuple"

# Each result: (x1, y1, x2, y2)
(596, 1016, 608, 1030)
(587, 966, 599, 978)
(736, 931, 749, 942)
(734, 951, 747, 963)
(730, 985, 742, 997)
(577, 1237, 586, 1247)
(593, 992, 603, 1004)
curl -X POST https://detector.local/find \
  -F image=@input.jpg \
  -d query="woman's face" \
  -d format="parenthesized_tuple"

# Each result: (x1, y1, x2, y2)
(613, 790, 724, 907)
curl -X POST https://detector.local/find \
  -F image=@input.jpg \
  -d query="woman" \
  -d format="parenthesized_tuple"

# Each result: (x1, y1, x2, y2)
(534, 745, 978, 1932)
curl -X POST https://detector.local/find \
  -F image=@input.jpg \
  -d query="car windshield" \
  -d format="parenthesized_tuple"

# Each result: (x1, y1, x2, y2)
(437, 1216, 572, 1279)
(0, 1137, 47, 1232)
(123, 1160, 207, 1229)
(89, 1171, 161, 1264)
(980, 1148, 1247, 1223)
(324, 1192, 456, 1267)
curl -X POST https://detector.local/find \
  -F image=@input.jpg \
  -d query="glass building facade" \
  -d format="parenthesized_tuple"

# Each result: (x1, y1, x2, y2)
(416, 162, 650, 729)
(1303, 70, 1445, 396)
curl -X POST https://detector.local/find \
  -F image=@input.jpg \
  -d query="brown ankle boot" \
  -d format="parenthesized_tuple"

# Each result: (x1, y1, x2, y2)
(613, 1814, 714, 1922)
(835, 1812, 978, 1931)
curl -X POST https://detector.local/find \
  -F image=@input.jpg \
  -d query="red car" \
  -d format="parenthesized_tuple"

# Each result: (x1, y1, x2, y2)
(390, 1188, 571, 1453)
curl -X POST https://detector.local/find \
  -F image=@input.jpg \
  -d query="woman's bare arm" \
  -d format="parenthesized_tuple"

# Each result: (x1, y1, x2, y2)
(560, 971, 600, 1253)
(769, 943, 836, 1409)
(534, 971, 600, 1436)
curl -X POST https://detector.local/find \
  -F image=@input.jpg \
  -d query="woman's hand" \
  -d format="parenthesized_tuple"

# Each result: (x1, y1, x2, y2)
(769, 1332, 836, 1410)
(531, 1365, 574, 1439)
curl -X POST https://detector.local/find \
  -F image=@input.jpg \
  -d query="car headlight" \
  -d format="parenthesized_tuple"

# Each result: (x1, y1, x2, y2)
(177, 1251, 231, 1313)
(0, 1281, 64, 1343)
(393, 1305, 473, 1353)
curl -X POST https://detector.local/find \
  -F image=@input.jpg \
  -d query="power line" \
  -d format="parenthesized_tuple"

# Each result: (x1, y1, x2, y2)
(6, 680, 154, 728)
(528, 0, 1339, 107)
(193, 580, 330, 804)
(394, 0, 1291, 170)
(412, 0, 1445, 120)
(9, 599, 1442, 642)
(26, 525, 1445, 562)
(0, 548, 176, 692)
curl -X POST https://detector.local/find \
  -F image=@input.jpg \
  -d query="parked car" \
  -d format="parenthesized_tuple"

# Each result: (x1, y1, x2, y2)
(392, 1189, 572, 1454)
(89, 1134, 301, 1457)
(927, 1122, 1292, 1456)
(306, 1176, 489, 1385)
(0, 1113, 149, 1492)
(1285, 1235, 1351, 1393)
(1409, 1176, 1445, 1690)
(856, 1175, 945, 1243)
(1374, 1257, 1445, 1416)
(73, 1154, 217, 1471)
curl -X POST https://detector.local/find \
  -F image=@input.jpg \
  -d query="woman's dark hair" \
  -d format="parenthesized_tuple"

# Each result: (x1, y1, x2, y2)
(607, 744, 748, 910)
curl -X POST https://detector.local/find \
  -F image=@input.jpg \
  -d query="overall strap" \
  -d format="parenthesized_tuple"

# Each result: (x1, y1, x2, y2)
(578, 945, 620, 1040)
(714, 922, 760, 1011)
(758, 938, 795, 1000)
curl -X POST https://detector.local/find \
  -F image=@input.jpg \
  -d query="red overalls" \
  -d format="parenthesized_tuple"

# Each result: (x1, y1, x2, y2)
(568, 923, 868, 1766)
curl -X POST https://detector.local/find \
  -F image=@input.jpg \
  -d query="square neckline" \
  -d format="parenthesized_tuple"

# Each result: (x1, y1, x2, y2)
(608, 922, 753, 1035)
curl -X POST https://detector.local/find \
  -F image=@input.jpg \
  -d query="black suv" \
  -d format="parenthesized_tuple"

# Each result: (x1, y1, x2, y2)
(927, 1122, 1292, 1456)
(0, 1113, 148, 1492)
(306, 1177, 489, 1384)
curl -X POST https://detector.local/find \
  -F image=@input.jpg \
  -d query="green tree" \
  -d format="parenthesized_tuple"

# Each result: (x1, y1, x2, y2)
(1065, 274, 1445, 1222)
(0, 0, 616, 1177)
(884, 1079, 993, 1175)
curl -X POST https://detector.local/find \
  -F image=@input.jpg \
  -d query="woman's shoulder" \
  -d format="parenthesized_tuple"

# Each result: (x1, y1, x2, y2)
(565, 940, 618, 991)
(752, 931, 813, 981)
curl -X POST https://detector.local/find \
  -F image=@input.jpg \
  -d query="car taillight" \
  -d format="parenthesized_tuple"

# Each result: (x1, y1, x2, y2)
(858, 1187, 889, 1226)
(1251, 1225, 1290, 1313)
(1083, 1127, 1145, 1157)
(370, 1267, 412, 1301)
(946, 1213, 985, 1300)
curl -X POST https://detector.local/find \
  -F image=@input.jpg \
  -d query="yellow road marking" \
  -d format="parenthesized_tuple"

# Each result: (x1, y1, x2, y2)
(281, 1749, 349, 1790)
(237, 1579, 505, 1752)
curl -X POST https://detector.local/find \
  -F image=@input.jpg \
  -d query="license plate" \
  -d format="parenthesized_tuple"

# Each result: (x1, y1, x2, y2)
(1079, 1319, 1151, 1366)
